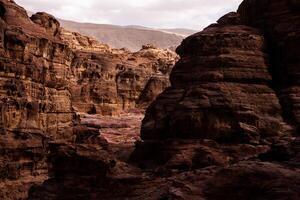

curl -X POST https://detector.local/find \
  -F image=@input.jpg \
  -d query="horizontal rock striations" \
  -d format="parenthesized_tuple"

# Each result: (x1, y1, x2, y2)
(238, 0, 300, 128)
(141, 14, 291, 143)
(131, 1, 300, 199)
(67, 43, 177, 115)
(0, 1, 177, 199)
(0, 1, 76, 199)
(2, 0, 300, 200)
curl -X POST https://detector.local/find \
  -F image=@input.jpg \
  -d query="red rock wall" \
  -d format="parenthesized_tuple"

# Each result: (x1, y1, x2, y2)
(0, 1, 178, 199)
(141, 19, 291, 143)
(0, 1, 75, 198)
(68, 45, 177, 115)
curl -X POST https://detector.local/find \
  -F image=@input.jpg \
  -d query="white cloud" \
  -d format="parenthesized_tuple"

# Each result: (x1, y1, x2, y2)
(15, 0, 243, 30)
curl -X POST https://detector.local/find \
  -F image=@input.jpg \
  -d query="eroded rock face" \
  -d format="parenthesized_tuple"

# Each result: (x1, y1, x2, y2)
(238, 0, 300, 128)
(134, 2, 300, 183)
(28, 141, 115, 200)
(0, 1, 75, 199)
(3, 0, 300, 200)
(0, 1, 177, 199)
(204, 162, 300, 200)
(58, 25, 178, 115)
(141, 20, 290, 143)
(67, 43, 178, 115)
(59, 28, 111, 52)
(30, 12, 60, 36)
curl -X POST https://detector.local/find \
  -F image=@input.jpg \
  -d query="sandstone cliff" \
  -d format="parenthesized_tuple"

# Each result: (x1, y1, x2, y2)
(29, 0, 300, 198)
(0, 1, 75, 198)
(0, 1, 177, 199)
(66, 41, 177, 115)
(131, 0, 300, 199)
(2, 0, 300, 200)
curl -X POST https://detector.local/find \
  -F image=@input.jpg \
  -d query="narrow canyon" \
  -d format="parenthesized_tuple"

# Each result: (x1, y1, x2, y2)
(0, 0, 300, 199)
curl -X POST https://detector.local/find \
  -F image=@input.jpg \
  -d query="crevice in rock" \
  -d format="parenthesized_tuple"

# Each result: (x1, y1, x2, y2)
(0, 2, 5, 19)
(264, 32, 299, 134)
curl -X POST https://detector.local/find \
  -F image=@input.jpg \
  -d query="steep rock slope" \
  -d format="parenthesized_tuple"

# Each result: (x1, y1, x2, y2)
(131, 1, 300, 199)
(0, 1, 75, 199)
(62, 32, 178, 115)
(141, 13, 291, 143)
(131, 12, 293, 170)
(238, 0, 300, 128)
(28, 13, 179, 116)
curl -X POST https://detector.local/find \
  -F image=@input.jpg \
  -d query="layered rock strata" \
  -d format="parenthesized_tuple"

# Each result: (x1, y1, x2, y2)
(132, 13, 294, 169)
(67, 43, 177, 115)
(238, 0, 300, 128)
(0, 1, 75, 199)
(28, 2, 300, 199)
(0, 1, 178, 199)
(131, 1, 300, 199)
(3, 0, 300, 199)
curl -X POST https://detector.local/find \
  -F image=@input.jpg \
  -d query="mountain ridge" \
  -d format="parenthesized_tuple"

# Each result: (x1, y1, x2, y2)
(27, 11, 196, 51)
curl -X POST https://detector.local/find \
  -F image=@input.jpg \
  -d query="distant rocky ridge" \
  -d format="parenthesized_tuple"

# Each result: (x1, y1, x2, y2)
(59, 18, 194, 51)
(24, 10, 196, 51)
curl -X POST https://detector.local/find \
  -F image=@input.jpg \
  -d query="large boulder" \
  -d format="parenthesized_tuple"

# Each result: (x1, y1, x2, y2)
(133, 10, 297, 171)
(30, 12, 60, 36)
(141, 16, 289, 143)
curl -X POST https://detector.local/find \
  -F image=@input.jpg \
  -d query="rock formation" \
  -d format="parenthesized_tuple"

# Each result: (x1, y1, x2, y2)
(238, 0, 300, 128)
(1, 0, 300, 200)
(131, 0, 300, 199)
(132, 12, 294, 169)
(59, 28, 111, 52)
(29, 139, 115, 200)
(0, 0, 177, 199)
(0, 1, 75, 199)
(67, 41, 177, 115)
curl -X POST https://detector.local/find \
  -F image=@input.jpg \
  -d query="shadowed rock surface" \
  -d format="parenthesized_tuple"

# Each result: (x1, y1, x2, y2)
(238, 0, 300, 129)
(1, 0, 300, 200)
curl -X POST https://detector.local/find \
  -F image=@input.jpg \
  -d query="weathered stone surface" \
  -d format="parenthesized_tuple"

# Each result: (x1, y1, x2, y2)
(0, 1, 75, 199)
(67, 44, 177, 115)
(133, 2, 300, 187)
(3, 0, 300, 200)
(141, 22, 290, 143)
(204, 162, 300, 200)
(28, 142, 116, 200)
(59, 27, 111, 52)
(30, 12, 60, 36)
(238, 0, 300, 127)
(0, 1, 177, 199)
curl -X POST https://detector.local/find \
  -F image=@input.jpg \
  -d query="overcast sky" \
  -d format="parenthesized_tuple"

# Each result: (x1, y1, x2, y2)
(15, 0, 242, 30)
